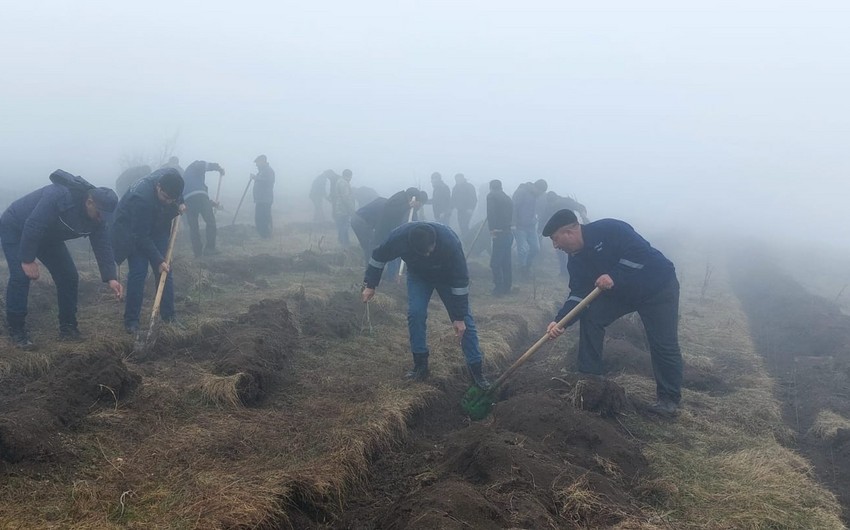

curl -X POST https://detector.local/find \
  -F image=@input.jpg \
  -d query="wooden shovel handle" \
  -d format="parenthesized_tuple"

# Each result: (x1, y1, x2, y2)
(148, 217, 180, 326)
(489, 287, 603, 392)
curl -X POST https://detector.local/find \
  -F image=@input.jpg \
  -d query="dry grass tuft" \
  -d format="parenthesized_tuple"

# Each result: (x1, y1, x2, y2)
(647, 443, 843, 529)
(808, 409, 850, 440)
(10, 352, 52, 377)
(197, 372, 247, 408)
(553, 472, 626, 526)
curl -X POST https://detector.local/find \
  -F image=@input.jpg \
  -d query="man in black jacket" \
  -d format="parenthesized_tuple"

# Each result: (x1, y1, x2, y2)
(251, 155, 275, 239)
(486, 179, 513, 296)
(543, 209, 682, 416)
(111, 169, 185, 334)
(0, 170, 122, 347)
(361, 222, 490, 389)
(430, 172, 451, 224)
(451, 173, 477, 237)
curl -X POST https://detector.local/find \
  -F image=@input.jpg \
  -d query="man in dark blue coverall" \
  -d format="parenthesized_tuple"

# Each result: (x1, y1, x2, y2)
(0, 170, 123, 348)
(360, 222, 490, 389)
(542, 209, 683, 416)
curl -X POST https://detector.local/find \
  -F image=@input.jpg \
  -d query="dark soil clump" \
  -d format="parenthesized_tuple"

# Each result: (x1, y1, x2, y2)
(320, 359, 649, 529)
(0, 350, 140, 462)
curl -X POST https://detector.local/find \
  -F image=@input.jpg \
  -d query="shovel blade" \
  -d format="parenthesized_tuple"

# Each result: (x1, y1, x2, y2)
(461, 385, 494, 421)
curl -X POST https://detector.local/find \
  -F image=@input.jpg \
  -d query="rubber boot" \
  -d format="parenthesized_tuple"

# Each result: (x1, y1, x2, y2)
(468, 361, 491, 390)
(7, 312, 34, 350)
(404, 353, 429, 382)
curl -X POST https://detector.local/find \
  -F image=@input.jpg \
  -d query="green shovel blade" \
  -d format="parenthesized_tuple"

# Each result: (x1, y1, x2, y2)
(461, 385, 494, 421)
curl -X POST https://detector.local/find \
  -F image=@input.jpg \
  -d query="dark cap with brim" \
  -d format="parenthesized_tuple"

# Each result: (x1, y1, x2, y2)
(90, 187, 118, 221)
(541, 209, 579, 237)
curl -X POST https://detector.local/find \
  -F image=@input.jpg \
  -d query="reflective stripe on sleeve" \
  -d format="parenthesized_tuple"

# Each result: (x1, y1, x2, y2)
(618, 258, 644, 269)
(567, 295, 583, 303)
(368, 258, 386, 269)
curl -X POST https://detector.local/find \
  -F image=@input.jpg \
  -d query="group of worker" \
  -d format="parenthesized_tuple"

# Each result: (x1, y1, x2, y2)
(0, 154, 276, 348)
(1, 163, 683, 418)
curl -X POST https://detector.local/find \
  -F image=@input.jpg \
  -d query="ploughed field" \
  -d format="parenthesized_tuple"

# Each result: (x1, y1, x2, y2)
(0, 210, 847, 529)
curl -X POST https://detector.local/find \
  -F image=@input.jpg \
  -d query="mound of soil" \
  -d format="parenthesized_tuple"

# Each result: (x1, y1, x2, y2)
(324, 367, 648, 529)
(147, 298, 300, 405)
(0, 350, 140, 462)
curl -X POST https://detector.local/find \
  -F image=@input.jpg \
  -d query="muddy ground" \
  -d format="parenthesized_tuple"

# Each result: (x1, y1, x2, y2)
(730, 249, 850, 525)
(287, 304, 690, 529)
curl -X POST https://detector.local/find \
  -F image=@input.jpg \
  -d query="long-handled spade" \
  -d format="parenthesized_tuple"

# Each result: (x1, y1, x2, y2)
(231, 177, 253, 225)
(133, 217, 180, 354)
(461, 287, 602, 420)
(464, 218, 487, 261)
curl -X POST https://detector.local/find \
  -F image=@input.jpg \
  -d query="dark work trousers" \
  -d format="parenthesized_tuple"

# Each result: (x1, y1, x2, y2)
(577, 276, 682, 403)
(457, 209, 473, 238)
(185, 195, 217, 257)
(255, 202, 272, 238)
(351, 214, 374, 264)
(489, 231, 513, 294)
(124, 232, 174, 328)
(1, 230, 78, 329)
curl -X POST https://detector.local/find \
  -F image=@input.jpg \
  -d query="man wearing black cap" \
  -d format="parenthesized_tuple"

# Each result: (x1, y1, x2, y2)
(111, 168, 185, 334)
(361, 222, 490, 390)
(542, 210, 683, 416)
(251, 155, 275, 239)
(0, 170, 123, 348)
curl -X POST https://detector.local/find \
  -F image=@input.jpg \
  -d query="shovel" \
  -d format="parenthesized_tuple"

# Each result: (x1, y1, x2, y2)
(133, 217, 180, 354)
(464, 218, 487, 261)
(231, 177, 253, 225)
(461, 287, 602, 420)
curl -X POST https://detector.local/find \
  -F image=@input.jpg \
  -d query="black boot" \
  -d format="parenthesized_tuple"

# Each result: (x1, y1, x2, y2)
(7, 312, 34, 350)
(468, 361, 491, 390)
(404, 353, 429, 382)
(58, 323, 84, 342)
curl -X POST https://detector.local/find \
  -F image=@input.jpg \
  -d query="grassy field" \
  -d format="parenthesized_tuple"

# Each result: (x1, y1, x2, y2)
(0, 213, 844, 528)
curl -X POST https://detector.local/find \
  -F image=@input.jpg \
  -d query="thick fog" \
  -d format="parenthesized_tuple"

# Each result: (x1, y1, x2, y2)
(2, 1, 848, 247)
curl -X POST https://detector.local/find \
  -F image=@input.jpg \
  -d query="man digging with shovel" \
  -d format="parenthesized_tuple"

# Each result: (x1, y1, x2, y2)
(361, 222, 490, 390)
(542, 209, 683, 417)
(111, 169, 185, 335)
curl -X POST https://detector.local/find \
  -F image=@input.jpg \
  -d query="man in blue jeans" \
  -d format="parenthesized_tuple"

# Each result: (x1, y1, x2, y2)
(0, 170, 123, 348)
(542, 209, 683, 417)
(360, 222, 490, 389)
(111, 169, 185, 334)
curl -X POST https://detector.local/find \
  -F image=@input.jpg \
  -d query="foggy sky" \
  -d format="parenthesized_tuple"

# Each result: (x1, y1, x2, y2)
(2, 1, 849, 246)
